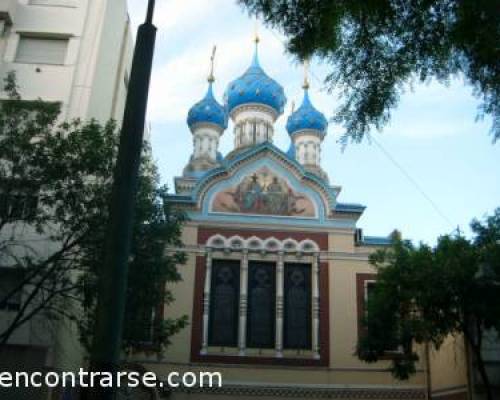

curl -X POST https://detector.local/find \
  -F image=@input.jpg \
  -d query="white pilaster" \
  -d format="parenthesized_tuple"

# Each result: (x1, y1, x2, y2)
(275, 251, 284, 357)
(238, 249, 249, 355)
(201, 249, 213, 355)
(230, 105, 276, 150)
(312, 254, 320, 359)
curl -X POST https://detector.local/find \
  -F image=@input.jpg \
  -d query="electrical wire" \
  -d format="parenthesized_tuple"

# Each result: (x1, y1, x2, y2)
(267, 27, 456, 230)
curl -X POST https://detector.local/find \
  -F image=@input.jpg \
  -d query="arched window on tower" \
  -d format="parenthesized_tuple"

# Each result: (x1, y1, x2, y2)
(208, 138, 213, 158)
(252, 119, 257, 144)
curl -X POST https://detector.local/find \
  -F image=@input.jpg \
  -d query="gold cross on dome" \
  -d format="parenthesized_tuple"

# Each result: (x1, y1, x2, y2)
(208, 45, 216, 82)
(254, 18, 260, 44)
(303, 59, 310, 90)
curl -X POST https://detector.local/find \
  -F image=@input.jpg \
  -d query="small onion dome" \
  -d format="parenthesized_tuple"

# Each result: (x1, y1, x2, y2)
(187, 81, 227, 131)
(286, 89, 328, 137)
(224, 47, 286, 117)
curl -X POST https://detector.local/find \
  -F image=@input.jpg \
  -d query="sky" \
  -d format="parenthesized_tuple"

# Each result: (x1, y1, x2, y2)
(126, 0, 500, 245)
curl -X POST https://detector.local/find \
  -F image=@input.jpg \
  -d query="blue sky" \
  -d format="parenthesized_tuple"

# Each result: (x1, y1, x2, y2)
(127, 0, 499, 245)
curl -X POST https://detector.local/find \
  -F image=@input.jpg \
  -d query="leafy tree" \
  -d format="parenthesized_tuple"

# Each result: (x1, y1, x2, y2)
(78, 157, 188, 355)
(0, 72, 187, 356)
(239, 0, 500, 144)
(0, 72, 116, 345)
(357, 209, 500, 400)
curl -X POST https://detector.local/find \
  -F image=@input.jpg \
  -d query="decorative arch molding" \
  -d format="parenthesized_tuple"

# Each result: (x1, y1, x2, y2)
(192, 143, 340, 216)
(206, 234, 320, 253)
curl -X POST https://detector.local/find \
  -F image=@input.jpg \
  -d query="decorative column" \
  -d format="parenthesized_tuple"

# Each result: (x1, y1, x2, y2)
(200, 249, 213, 355)
(238, 249, 249, 356)
(312, 254, 320, 359)
(275, 251, 285, 357)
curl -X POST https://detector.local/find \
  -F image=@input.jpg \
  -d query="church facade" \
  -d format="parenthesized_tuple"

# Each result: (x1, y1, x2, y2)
(143, 39, 469, 400)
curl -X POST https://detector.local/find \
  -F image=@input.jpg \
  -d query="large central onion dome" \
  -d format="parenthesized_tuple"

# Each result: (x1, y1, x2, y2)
(187, 81, 227, 131)
(286, 88, 328, 137)
(224, 44, 286, 118)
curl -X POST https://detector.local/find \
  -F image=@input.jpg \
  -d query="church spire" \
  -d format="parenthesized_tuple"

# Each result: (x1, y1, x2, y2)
(208, 45, 216, 83)
(251, 19, 261, 67)
(302, 59, 310, 90)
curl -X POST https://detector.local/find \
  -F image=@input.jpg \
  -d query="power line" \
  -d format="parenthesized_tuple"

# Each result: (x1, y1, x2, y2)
(366, 133, 455, 229)
(266, 27, 455, 230)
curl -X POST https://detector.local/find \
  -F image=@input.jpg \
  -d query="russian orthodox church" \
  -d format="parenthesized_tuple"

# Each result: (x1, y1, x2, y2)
(151, 37, 469, 400)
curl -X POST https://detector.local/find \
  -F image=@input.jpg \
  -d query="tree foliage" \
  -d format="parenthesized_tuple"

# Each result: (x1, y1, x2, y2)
(0, 71, 116, 345)
(0, 72, 187, 355)
(239, 0, 500, 144)
(358, 209, 500, 400)
(78, 157, 188, 355)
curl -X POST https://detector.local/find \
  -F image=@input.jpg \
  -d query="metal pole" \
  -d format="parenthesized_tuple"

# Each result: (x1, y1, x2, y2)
(83, 1, 156, 399)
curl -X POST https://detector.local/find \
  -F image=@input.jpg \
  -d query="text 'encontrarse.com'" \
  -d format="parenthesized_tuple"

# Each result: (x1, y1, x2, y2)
(0, 369, 222, 389)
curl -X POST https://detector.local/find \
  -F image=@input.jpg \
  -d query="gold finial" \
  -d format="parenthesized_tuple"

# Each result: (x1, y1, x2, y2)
(302, 59, 310, 90)
(208, 45, 216, 82)
(254, 18, 260, 44)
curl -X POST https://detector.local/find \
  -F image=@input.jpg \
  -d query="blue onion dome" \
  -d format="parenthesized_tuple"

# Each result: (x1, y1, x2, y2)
(187, 81, 227, 131)
(224, 42, 286, 117)
(286, 88, 328, 137)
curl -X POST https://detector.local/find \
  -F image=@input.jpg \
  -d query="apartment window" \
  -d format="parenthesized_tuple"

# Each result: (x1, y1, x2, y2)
(0, 269, 23, 311)
(15, 36, 68, 65)
(208, 259, 240, 347)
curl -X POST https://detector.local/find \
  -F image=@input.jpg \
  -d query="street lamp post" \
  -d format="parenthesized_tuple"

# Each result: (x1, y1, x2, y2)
(82, 1, 157, 399)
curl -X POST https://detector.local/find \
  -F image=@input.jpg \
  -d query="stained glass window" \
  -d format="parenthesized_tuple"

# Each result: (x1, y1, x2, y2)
(284, 263, 311, 349)
(208, 259, 240, 347)
(247, 261, 275, 348)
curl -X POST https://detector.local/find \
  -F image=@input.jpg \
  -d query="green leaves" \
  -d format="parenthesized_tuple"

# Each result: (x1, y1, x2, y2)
(0, 72, 187, 356)
(239, 0, 500, 143)
(77, 147, 188, 357)
(358, 208, 500, 396)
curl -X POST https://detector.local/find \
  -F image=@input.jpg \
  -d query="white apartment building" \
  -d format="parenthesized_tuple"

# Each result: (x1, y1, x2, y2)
(0, 0, 133, 122)
(0, 1, 133, 399)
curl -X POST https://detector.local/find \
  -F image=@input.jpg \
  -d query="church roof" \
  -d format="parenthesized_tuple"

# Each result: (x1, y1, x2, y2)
(224, 46, 286, 117)
(286, 89, 328, 137)
(169, 141, 357, 216)
(187, 81, 227, 130)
